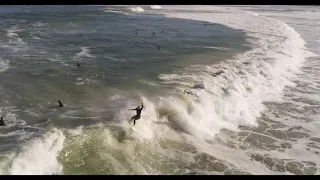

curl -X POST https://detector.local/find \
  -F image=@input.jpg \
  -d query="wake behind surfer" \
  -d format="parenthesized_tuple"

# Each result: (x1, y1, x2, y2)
(129, 103, 143, 126)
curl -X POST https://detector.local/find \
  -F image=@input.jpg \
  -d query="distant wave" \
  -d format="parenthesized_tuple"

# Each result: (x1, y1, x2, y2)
(31, 22, 48, 27)
(150, 5, 162, 9)
(129, 7, 145, 12)
(103, 8, 130, 15)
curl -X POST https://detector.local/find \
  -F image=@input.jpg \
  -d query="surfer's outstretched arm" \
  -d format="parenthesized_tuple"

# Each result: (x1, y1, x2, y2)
(129, 108, 137, 110)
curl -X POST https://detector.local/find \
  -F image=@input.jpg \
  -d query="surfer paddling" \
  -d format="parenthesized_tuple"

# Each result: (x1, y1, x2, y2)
(129, 103, 143, 126)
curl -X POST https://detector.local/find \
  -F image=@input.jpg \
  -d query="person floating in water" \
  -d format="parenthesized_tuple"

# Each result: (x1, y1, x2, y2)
(158, 45, 160, 51)
(58, 100, 64, 107)
(129, 103, 143, 126)
(0, 116, 5, 126)
(76, 62, 80, 67)
(153, 31, 155, 34)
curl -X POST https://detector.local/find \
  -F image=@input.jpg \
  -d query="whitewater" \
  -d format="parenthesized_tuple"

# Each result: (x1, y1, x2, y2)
(0, 5, 319, 175)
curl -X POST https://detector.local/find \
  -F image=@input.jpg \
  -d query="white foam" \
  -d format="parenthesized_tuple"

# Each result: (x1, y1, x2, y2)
(8, 128, 65, 175)
(143, 6, 315, 141)
(203, 46, 232, 51)
(245, 11, 259, 16)
(103, 9, 130, 15)
(104, 55, 126, 62)
(67, 126, 83, 136)
(118, 97, 156, 140)
(32, 36, 41, 40)
(186, 45, 232, 52)
(129, 7, 145, 12)
(0, 106, 26, 128)
(139, 79, 160, 87)
(74, 47, 95, 59)
(75, 77, 98, 85)
(6, 26, 25, 45)
(150, 5, 162, 9)
(31, 22, 47, 27)
(0, 59, 10, 72)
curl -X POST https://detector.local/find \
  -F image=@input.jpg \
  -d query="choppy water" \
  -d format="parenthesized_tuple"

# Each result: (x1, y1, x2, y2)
(0, 5, 319, 175)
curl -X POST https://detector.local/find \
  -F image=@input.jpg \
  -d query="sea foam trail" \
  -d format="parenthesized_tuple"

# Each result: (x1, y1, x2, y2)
(139, 6, 315, 140)
(8, 128, 65, 175)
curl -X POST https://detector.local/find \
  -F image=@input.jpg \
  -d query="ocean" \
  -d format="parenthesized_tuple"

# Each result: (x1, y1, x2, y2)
(0, 5, 319, 175)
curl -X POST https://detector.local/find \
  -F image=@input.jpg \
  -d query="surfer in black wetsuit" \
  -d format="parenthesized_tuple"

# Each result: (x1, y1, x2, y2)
(76, 62, 80, 67)
(129, 103, 143, 126)
(0, 116, 5, 126)
(58, 100, 64, 107)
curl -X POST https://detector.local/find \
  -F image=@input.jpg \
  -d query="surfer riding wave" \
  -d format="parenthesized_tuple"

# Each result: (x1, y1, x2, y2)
(129, 103, 143, 126)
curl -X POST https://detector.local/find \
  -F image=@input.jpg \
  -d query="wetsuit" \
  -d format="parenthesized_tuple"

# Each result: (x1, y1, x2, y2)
(0, 117, 5, 126)
(58, 100, 64, 107)
(130, 104, 143, 125)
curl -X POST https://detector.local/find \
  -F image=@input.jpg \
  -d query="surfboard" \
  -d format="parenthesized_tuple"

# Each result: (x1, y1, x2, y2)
(127, 120, 137, 132)
(130, 125, 137, 132)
